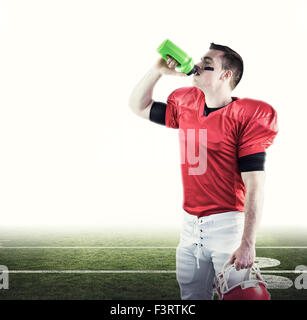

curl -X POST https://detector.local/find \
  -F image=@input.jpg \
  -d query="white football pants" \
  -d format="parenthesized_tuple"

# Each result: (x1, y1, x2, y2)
(176, 209, 250, 300)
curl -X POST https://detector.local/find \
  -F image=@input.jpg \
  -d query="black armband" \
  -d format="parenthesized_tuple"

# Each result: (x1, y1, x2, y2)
(238, 152, 266, 172)
(149, 101, 167, 125)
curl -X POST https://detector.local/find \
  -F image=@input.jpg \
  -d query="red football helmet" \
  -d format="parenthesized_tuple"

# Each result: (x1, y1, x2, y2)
(215, 262, 271, 300)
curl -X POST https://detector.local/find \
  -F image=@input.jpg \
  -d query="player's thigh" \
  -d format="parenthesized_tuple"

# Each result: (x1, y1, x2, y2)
(176, 245, 214, 284)
(210, 213, 248, 287)
(176, 245, 215, 299)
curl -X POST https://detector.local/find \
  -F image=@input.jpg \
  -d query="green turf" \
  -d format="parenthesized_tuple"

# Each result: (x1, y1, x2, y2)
(0, 248, 175, 270)
(0, 226, 306, 300)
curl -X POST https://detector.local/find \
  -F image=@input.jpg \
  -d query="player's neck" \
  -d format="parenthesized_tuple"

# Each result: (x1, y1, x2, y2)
(203, 89, 233, 109)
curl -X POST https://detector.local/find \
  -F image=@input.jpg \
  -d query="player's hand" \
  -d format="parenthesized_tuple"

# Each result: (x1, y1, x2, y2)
(153, 56, 188, 77)
(229, 243, 256, 271)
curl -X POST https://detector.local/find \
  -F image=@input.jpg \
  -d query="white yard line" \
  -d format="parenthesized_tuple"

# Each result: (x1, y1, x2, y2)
(0, 246, 176, 249)
(256, 246, 307, 249)
(3, 270, 175, 274)
(261, 270, 307, 274)
(0, 246, 307, 249)
(2, 269, 307, 274)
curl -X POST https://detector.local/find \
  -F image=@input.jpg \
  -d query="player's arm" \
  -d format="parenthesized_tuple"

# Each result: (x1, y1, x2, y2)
(128, 57, 186, 120)
(240, 170, 265, 247)
(238, 152, 266, 248)
(231, 102, 278, 270)
(230, 170, 265, 270)
(230, 152, 266, 270)
(128, 67, 162, 120)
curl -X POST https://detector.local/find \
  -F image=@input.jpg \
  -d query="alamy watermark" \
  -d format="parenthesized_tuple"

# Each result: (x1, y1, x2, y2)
(294, 265, 307, 289)
(179, 128, 207, 175)
(0, 265, 9, 289)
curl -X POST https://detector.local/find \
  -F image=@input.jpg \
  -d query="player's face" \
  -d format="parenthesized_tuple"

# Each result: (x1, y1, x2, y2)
(192, 49, 227, 91)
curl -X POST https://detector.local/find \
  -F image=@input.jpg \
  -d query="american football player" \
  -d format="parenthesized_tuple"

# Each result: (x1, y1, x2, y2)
(129, 43, 278, 300)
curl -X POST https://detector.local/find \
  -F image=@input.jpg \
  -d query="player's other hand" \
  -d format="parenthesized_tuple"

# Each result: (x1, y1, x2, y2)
(153, 56, 188, 77)
(229, 243, 256, 271)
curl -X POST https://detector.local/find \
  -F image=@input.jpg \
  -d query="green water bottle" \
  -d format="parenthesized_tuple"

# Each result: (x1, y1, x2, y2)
(157, 39, 198, 76)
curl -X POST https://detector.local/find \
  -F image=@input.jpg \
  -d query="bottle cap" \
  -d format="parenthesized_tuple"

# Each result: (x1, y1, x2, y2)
(186, 65, 198, 76)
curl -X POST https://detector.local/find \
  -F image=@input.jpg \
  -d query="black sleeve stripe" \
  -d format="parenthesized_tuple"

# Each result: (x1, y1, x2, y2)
(238, 152, 266, 172)
(149, 101, 167, 125)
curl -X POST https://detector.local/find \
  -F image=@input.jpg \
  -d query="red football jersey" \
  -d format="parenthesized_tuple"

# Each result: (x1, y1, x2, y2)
(165, 86, 278, 217)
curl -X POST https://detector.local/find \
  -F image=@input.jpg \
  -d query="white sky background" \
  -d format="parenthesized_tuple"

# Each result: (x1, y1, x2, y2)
(0, 0, 306, 227)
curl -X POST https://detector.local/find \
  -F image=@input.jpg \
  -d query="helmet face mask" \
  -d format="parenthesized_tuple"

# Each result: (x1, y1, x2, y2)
(215, 262, 271, 300)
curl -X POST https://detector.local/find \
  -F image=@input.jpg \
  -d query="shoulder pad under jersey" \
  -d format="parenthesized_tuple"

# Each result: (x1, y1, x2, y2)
(235, 98, 277, 121)
(167, 86, 203, 110)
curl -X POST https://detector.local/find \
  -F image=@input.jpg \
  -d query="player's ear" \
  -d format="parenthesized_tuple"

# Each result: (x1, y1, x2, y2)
(223, 70, 232, 81)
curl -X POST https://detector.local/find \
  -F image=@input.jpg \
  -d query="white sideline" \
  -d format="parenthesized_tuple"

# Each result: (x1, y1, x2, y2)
(1, 246, 307, 249)
(0, 246, 176, 249)
(2, 269, 307, 274)
(2, 270, 175, 274)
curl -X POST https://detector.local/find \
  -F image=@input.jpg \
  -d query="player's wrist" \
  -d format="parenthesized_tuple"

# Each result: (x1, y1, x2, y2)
(241, 238, 255, 248)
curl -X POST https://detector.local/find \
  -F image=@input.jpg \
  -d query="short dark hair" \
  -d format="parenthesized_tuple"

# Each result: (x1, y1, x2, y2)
(209, 43, 244, 90)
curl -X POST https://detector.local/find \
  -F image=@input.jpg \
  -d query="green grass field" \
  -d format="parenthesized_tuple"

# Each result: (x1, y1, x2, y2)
(0, 226, 306, 300)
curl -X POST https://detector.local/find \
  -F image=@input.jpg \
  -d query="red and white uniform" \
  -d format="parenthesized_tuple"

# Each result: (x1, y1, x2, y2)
(165, 86, 278, 218)
(165, 86, 278, 300)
